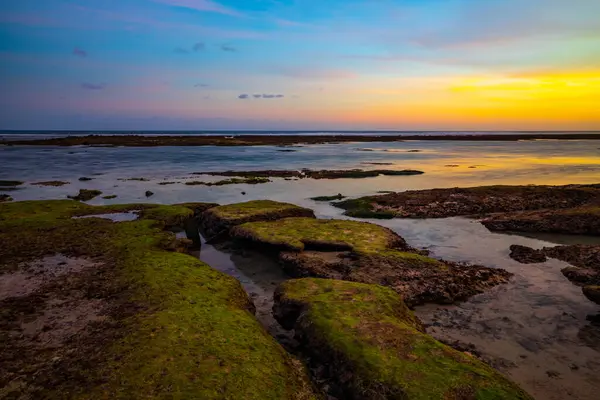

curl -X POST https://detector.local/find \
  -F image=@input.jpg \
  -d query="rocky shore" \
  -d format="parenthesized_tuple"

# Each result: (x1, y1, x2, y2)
(2, 133, 600, 147)
(507, 243, 600, 305)
(0, 198, 533, 398)
(194, 168, 424, 179)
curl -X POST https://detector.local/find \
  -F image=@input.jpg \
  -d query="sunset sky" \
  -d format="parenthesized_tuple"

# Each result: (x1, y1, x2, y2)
(1, 0, 599, 130)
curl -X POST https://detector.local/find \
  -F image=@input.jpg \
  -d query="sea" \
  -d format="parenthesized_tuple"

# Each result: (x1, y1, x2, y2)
(1, 131, 600, 399)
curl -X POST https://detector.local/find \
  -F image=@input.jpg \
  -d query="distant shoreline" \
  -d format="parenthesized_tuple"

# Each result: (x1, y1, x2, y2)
(2, 133, 600, 147)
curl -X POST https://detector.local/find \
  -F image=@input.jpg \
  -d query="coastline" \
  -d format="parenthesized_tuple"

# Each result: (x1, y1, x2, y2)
(3, 132, 600, 147)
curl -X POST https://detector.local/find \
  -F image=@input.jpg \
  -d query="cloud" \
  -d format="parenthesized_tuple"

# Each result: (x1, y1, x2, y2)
(173, 47, 189, 54)
(81, 83, 105, 90)
(220, 44, 237, 52)
(242, 94, 285, 99)
(72, 47, 87, 58)
(153, 0, 242, 17)
(193, 42, 205, 52)
(194, 83, 209, 87)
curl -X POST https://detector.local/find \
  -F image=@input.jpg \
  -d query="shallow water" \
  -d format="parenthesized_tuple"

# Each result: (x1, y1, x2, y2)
(2, 139, 600, 399)
(72, 212, 139, 222)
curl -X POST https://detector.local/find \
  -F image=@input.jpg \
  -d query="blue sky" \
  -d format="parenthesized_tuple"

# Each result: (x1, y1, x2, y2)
(1, 0, 599, 130)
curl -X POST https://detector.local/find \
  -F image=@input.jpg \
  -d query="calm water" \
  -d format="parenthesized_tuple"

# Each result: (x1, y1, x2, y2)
(2, 139, 600, 399)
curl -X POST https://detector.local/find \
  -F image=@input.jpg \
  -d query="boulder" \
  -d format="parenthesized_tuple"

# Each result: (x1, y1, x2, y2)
(199, 200, 315, 240)
(509, 244, 547, 264)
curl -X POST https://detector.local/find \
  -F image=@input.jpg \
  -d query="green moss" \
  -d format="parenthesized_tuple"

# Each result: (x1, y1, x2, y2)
(233, 217, 442, 268)
(212, 200, 311, 220)
(175, 202, 219, 214)
(277, 278, 533, 400)
(68, 189, 103, 201)
(310, 194, 345, 201)
(0, 200, 318, 399)
(0, 180, 24, 186)
(332, 198, 396, 219)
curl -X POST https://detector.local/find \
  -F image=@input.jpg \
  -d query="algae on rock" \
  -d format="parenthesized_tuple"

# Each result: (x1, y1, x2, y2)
(200, 200, 315, 239)
(0, 200, 319, 399)
(231, 217, 511, 306)
(274, 278, 534, 400)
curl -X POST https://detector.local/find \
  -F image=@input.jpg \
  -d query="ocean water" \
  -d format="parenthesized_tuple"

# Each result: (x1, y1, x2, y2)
(2, 138, 600, 399)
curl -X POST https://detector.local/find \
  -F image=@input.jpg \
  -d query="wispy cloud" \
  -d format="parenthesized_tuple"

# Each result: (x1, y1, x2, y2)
(173, 47, 190, 54)
(72, 47, 87, 58)
(193, 42, 205, 52)
(274, 66, 356, 80)
(240, 93, 285, 99)
(81, 82, 105, 90)
(220, 44, 237, 52)
(194, 83, 209, 87)
(153, 0, 242, 17)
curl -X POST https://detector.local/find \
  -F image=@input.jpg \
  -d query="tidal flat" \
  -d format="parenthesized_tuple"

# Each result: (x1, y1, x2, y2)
(1, 137, 600, 399)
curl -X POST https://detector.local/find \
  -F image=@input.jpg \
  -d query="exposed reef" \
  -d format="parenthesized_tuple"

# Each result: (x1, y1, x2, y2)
(4, 133, 599, 147)
(194, 168, 424, 180)
(0, 200, 318, 399)
(335, 184, 600, 219)
(199, 200, 315, 240)
(68, 189, 103, 202)
(509, 244, 548, 264)
(274, 278, 533, 399)
(230, 217, 511, 307)
(0, 180, 24, 187)
(32, 181, 70, 187)
(310, 194, 345, 201)
(185, 177, 271, 186)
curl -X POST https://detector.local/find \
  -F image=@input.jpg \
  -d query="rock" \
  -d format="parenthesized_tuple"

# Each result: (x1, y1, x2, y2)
(78, 177, 93, 181)
(310, 194, 345, 201)
(68, 189, 102, 202)
(509, 245, 547, 264)
(145, 191, 154, 197)
(483, 206, 600, 235)
(192, 168, 424, 180)
(32, 181, 70, 187)
(102, 195, 117, 199)
(0, 194, 12, 202)
(336, 184, 600, 220)
(0, 180, 24, 187)
(199, 200, 316, 240)
(583, 286, 600, 304)
(273, 278, 534, 400)
(231, 217, 512, 307)
(185, 177, 271, 186)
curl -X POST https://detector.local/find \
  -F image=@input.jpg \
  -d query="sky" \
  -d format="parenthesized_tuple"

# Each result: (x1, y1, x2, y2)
(1, 0, 599, 131)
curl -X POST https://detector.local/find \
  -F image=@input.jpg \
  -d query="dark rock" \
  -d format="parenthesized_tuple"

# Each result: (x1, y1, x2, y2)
(582, 286, 600, 305)
(509, 245, 547, 264)
(68, 189, 102, 202)
(145, 191, 154, 197)
(78, 177, 93, 181)
(32, 181, 70, 187)
(0, 180, 24, 187)
(0, 194, 12, 202)
(310, 194, 345, 201)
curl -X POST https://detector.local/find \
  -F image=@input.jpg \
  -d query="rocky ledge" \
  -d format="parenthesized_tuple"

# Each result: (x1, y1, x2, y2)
(507, 243, 600, 305)
(0, 200, 318, 399)
(273, 278, 533, 399)
(335, 184, 600, 219)
(193, 168, 424, 180)
(230, 217, 511, 306)
(199, 200, 316, 240)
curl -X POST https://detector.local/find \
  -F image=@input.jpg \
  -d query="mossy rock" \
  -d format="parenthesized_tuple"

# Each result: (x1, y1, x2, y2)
(0, 194, 12, 202)
(102, 195, 118, 199)
(68, 189, 103, 202)
(186, 177, 271, 186)
(335, 184, 600, 219)
(0, 200, 319, 399)
(310, 194, 345, 202)
(200, 200, 315, 239)
(231, 218, 511, 306)
(274, 278, 533, 400)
